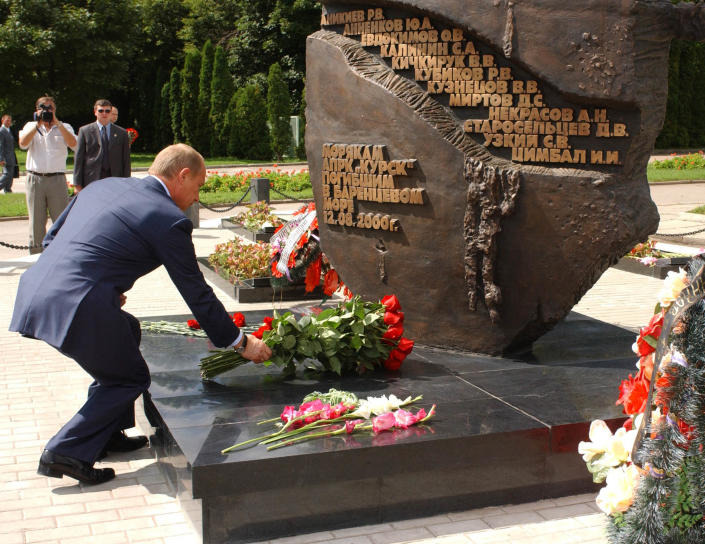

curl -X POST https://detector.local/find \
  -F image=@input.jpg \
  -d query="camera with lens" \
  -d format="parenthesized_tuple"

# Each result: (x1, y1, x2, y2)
(35, 104, 53, 122)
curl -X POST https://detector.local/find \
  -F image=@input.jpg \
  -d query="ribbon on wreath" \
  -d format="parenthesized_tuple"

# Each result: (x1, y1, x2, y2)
(270, 209, 317, 280)
(631, 258, 705, 467)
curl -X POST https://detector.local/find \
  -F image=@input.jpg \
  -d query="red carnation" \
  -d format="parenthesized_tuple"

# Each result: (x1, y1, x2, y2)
(231, 312, 246, 327)
(323, 269, 340, 296)
(636, 311, 664, 356)
(305, 255, 322, 292)
(187, 319, 200, 330)
(616, 372, 649, 416)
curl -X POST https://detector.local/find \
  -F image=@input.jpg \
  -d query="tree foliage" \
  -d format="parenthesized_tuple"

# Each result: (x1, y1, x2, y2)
(210, 45, 234, 157)
(229, 85, 271, 160)
(267, 62, 292, 160)
(196, 40, 214, 155)
(180, 48, 201, 146)
(169, 67, 183, 143)
(656, 40, 705, 148)
(0, 0, 140, 119)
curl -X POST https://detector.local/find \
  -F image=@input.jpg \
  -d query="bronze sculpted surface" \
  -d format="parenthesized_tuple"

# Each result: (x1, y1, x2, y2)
(306, 0, 699, 354)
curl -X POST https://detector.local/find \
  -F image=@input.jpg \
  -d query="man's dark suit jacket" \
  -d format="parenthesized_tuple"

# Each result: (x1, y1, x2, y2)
(9, 176, 238, 351)
(73, 122, 131, 188)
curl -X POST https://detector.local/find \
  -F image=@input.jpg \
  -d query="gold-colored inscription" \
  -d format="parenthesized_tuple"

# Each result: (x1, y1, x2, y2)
(321, 8, 629, 167)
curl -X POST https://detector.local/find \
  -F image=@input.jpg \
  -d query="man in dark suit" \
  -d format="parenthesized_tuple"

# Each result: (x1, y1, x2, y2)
(73, 99, 131, 192)
(10, 144, 272, 485)
(0, 114, 16, 193)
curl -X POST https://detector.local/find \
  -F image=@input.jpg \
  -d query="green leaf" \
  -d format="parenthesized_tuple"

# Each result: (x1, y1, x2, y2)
(351, 336, 362, 350)
(316, 308, 337, 320)
(364, 312, 381, 325)
(328, 356, 342, 374)
(642, 335, 658, 348)
(351, 321, 364, 335)
(299, 315, 312, 328)
(282, 334, 296, 350)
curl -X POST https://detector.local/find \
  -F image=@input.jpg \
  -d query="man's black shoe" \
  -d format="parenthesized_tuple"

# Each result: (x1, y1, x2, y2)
(37, 449, 115, 485)
(105, 430, 148, 453)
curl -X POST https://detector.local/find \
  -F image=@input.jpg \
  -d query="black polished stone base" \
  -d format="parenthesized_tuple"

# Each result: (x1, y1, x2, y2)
(140, 309, 634, 543)
(196, 258, 324, 303)
(613, 255, 690, 279)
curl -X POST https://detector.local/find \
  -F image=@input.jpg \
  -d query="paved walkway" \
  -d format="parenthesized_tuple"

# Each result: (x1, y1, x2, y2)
(0, 178, 700, 543)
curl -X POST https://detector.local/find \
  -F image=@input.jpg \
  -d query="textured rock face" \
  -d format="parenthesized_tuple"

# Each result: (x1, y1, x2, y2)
(305, 0, 694, 354)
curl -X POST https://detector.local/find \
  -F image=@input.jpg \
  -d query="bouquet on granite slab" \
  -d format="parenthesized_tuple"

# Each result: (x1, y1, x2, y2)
(221, 388, 435, 454)
(199, 294, 414, 379)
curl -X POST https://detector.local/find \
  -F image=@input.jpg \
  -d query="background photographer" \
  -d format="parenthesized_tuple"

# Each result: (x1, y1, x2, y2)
(19, 96, 77, 254)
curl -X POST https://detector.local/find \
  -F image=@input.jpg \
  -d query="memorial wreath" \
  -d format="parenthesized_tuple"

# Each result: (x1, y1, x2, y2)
(579, 255, 705, 543)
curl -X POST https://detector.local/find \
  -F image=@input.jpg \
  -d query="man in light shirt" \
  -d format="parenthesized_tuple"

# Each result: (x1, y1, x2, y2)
(19, 96, 77, 254)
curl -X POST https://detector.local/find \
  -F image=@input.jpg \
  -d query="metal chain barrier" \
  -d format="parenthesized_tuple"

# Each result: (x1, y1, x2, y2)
(269, 186, 311, 203)
(197, 187, 251, 213)
(654, 225, 705, 237)
(0, 240, 39, 250)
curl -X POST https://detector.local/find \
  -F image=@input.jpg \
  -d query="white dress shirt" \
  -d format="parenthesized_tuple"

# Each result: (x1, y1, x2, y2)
(19, 121, 77, 174)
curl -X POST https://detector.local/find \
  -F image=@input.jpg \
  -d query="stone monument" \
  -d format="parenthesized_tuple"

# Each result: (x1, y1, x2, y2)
(305, 0, 704, 354)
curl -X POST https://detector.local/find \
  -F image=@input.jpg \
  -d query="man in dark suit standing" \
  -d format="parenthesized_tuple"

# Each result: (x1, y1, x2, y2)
(10, 144, 272, 485)
(0, 114, 16, 193)
(73, 99, 131, 192)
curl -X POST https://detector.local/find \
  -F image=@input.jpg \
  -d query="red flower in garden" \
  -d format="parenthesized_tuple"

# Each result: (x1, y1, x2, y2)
(187, 319, 200, 330)
(616, 371, 649, 415)
(323, 269, 340, 296)
(231, 312, 246, 327)
(305, 255, 322, 292)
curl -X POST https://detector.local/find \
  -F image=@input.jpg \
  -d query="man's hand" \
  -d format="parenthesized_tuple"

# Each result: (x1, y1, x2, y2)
(237, 334, 272, 364)
(74, 185, 82, 194)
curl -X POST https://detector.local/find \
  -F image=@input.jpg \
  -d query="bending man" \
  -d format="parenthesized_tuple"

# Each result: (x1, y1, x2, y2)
(10, 144, 271, 485)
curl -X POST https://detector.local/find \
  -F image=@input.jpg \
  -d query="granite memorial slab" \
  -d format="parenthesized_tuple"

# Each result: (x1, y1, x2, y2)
(139, 309, 635, 543)
(304, 0, 704, 355)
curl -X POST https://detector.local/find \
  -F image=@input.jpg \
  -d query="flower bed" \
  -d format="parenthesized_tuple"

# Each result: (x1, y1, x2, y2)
(613, 240, 692, 279)
(201, 167, 311, 194)
(651, 151, 705, 170)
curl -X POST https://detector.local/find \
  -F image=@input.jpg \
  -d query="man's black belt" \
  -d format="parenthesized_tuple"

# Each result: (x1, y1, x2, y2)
(28, 171, 63, 177)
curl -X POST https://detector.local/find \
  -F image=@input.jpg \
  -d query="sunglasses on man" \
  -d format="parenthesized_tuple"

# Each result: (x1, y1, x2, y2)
(97, 108, 112, 113)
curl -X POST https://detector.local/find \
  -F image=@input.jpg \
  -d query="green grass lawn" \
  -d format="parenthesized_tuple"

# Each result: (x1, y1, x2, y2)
(647, 166, 705, 182)
(0, 193, 28, 217)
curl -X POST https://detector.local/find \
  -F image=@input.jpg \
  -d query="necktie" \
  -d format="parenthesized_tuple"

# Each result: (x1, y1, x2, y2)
(101, 126, 110, 173)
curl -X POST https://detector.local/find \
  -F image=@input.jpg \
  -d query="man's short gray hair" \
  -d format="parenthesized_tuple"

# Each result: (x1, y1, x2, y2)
(149, 144, 204, 180)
